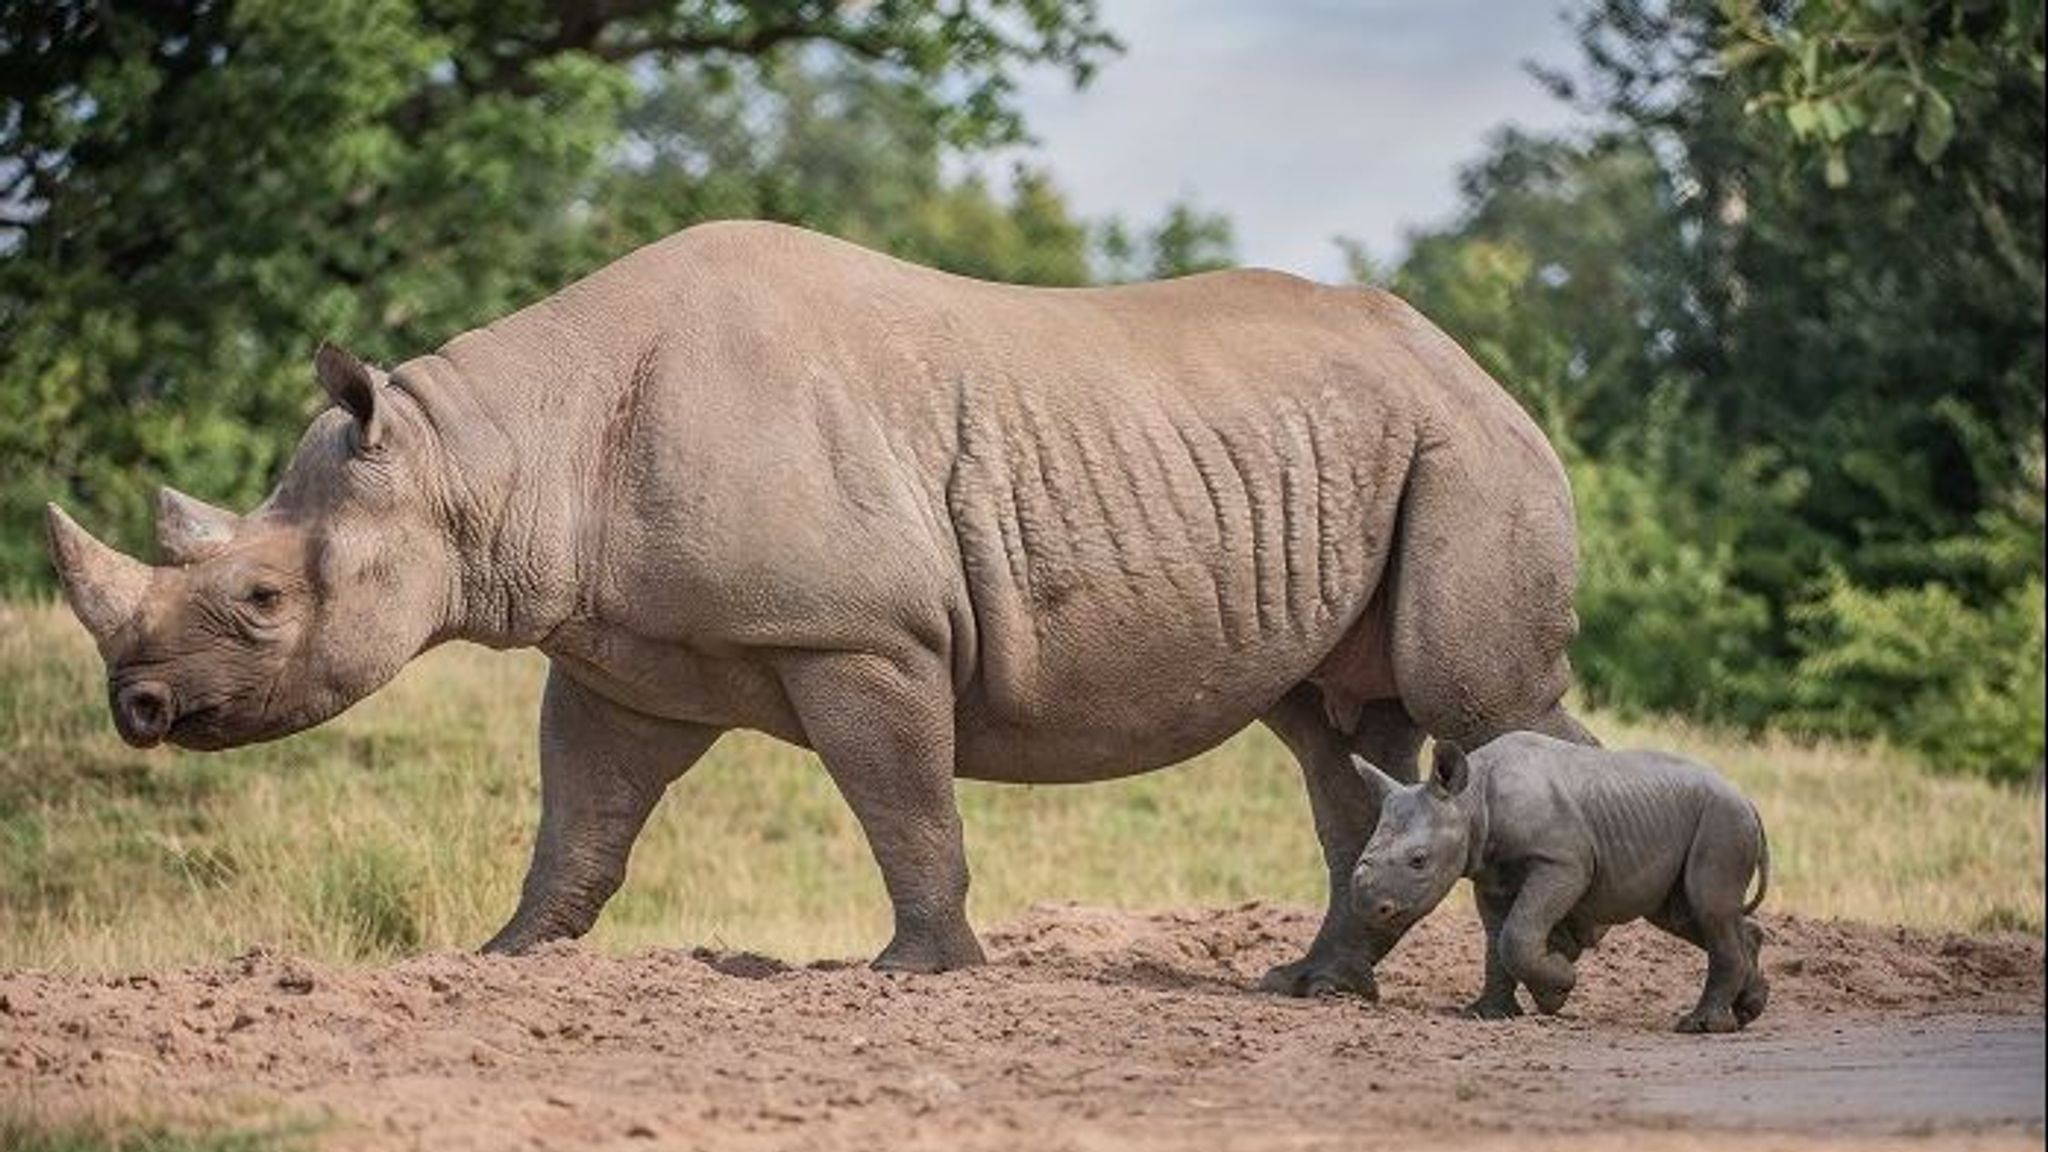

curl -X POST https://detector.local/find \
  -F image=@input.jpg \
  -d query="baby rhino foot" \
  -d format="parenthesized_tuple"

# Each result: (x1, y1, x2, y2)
(1675, 1005, 1742, 1034)
(1258, 954, 1379, 1000)
(1735, 975, 1770, 1026)
(1527, 982, 1572, 1016)
(1462, 994, 1523, 1021)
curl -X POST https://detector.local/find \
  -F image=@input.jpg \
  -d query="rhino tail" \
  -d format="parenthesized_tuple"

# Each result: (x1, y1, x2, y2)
(1742, 803, 1770, 916)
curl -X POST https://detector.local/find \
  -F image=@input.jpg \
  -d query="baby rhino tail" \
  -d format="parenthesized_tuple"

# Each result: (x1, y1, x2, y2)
(1743, 803, 1771, 916)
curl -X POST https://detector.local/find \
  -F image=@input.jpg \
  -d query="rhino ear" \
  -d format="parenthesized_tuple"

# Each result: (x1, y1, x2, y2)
(155, 486, 238, 564)
(314, 341, 382, 449)
(1431, 741, 1471, 798)
(1350, 753, 1399, 803)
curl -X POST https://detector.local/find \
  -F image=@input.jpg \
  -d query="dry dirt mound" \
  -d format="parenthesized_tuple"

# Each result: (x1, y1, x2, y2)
(2, 904, 2041, 1151)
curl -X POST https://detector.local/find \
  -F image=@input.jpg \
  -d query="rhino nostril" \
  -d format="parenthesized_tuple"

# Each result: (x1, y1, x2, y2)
(114, 681, 173, 744)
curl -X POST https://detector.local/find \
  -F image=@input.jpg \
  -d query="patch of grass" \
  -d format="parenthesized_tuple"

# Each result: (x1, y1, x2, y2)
(1, 599, 2041, 970)
(317, 843, 424, 957)
(0, 1106, 307, 1152)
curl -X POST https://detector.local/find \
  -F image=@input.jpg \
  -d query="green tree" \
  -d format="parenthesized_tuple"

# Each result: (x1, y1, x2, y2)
(1096, 200, 1238, 281)
(1380, 131, 1693, 453)
(1543, 0, 2044, 592)
(1376, 0, 2044, 770)
(595, 56, 1094, 286)
(0, 0, 1117, 587)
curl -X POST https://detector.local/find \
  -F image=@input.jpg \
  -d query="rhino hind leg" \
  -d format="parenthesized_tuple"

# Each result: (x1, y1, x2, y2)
(1258, 689, 1423, 999)
(1379, 449, 1596, 752)
(1675, 920, 1751, 1034)
(1668, 807, 1766, 1033)
(781, 649, 985, 973)
(484, 666, 719, 955)
(1734, 921, 1770, 1025)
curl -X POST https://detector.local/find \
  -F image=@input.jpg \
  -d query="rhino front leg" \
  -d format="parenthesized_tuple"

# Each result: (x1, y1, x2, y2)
(1465, 884, 1523, 1019)
(1498, 861, 1592, 1015)
(1259, 692, 1423, 999)
(484, 666, 720, 954)
(781, 649, 984, 972)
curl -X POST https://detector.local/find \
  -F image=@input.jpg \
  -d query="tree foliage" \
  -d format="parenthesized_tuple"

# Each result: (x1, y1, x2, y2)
(1386, 0, 2044, 777)
(0, 0, 1116, 584)
(1095, 200, 1239, 282)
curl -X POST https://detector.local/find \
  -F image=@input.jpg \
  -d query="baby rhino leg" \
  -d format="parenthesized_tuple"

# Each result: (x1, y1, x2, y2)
(1466, 884, 1522, 1019)
(1668, 801, 1766, 1033)
(1498, 862, 1591, 1015)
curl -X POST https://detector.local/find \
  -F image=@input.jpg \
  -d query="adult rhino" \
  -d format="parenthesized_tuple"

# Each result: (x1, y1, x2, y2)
(46, 221, 1595, 995)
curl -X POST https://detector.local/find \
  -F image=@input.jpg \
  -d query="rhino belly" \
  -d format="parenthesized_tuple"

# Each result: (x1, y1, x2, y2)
(951, 630, 1339, 783)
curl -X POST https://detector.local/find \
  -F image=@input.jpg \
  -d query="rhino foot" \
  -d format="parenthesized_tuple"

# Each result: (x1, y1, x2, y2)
(1258, 955, 1380, 1000)
(1675, 1005, 1742, 1034)
(1462, 994, 1523, 1020)
(872, 927, 986, 974)
(479, 913, 581, 957)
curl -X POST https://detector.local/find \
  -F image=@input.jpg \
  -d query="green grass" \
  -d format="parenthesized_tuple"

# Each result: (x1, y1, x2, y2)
(0, 1107, 308, 1152)
(1, 600, 2040, 971)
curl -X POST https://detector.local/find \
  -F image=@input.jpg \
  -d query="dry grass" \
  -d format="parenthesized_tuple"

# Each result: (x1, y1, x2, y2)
(1, 600, 2039, 972)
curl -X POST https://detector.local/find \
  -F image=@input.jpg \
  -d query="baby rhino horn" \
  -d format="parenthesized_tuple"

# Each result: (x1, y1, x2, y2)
(1349, 753, 1400, 800)
(156, 486, 240, 564)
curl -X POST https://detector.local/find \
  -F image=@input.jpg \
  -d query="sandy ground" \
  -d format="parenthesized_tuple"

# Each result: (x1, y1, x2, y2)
(1, 903, 2041, 1151)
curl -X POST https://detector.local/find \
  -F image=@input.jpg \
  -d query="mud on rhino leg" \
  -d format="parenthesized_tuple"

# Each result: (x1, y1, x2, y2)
(1258, 690, 1423, 999)
(483, 666, 719, 955)
(781, 649, 984, 973)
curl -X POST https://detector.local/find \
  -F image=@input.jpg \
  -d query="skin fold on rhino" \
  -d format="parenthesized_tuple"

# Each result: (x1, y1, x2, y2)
(46, 220, 1597, 994)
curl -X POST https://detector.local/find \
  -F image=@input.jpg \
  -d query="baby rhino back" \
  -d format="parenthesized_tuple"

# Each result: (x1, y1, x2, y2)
(1558, 750, 1750, 924)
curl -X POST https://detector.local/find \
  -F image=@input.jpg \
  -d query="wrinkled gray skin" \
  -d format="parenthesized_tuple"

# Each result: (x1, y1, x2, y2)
(1352, 733, 1771, 1032)
(46, 221, 1598, 994)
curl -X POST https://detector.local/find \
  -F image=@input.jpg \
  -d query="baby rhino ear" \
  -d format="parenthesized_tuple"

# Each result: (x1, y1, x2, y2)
(1430, 741, 1471, 798)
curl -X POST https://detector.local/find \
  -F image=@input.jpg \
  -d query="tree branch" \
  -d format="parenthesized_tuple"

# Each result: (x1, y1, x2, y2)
(587, 20, 891, 66)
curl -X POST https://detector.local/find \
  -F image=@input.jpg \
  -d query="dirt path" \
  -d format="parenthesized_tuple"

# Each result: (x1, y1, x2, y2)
(2, 904, 2040, 1150)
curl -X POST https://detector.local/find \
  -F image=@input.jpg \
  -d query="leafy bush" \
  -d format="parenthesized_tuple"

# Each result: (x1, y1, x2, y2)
(1790, 575, 2045, 785)
(1563, 383, 1801, 724)
(1570, 453, 1776, 723)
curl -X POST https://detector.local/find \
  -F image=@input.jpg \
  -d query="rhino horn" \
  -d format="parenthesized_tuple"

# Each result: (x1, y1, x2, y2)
(155, 485, 239, 563)
(45, 503, 153, 648)
(1349, 753, 1401, 802)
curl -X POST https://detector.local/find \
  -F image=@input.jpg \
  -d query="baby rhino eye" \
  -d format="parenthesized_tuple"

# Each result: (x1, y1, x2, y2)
(1408, 851, 1429, 870)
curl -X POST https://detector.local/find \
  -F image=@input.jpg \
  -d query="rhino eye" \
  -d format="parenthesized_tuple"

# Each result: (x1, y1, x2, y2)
(1407, 851, 1429, 870)
(245, 584, 283, 611)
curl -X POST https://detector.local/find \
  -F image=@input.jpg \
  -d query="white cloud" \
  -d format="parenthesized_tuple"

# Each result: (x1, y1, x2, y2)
(997, 0, 1591, 281)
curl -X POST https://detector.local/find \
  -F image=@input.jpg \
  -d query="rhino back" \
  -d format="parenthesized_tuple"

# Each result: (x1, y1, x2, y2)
(1478, 734, 1730, 921)
(452, 223, 1561, 776)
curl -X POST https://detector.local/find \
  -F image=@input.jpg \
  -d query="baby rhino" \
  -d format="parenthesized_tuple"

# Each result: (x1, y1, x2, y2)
(1352, 732, 1770, 1033)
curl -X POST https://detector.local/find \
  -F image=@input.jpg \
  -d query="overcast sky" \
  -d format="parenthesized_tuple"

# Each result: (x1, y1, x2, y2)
(1001, 1, 1592, 282)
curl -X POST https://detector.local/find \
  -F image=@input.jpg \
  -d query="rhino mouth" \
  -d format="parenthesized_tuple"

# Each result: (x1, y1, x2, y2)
(165, 704, 226, 750)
